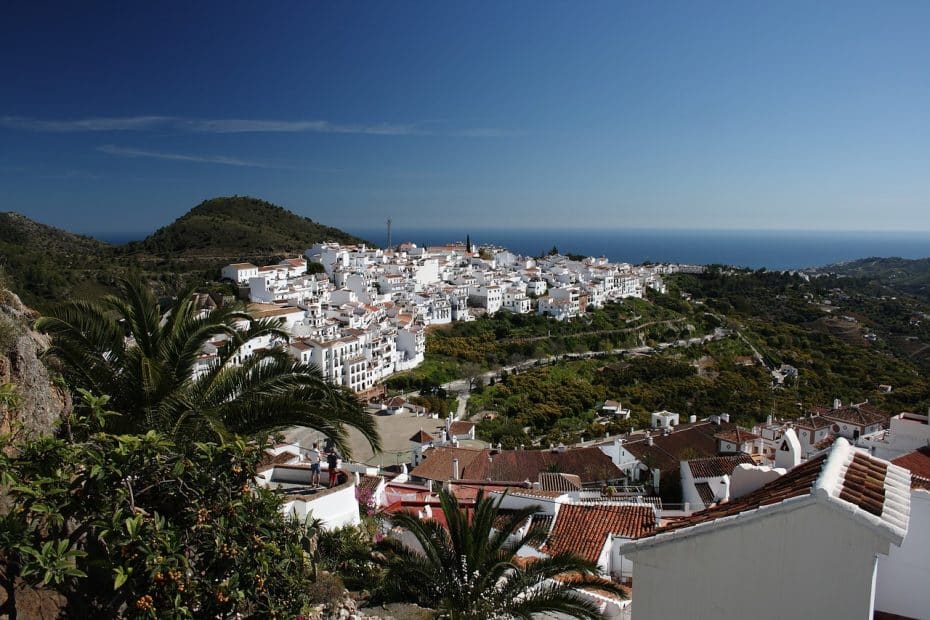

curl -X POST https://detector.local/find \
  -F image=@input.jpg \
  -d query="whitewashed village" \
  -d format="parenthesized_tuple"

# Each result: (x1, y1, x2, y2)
(210, 241, 930, 620)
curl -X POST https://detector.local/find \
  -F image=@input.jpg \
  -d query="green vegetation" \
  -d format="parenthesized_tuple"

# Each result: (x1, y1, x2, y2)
(425, 296, 706, 369)
(35, 278, 379, 455)
(462, 269, 930, 447)
(127, 196, 368, 257)
(374, 489, 624, 618)
(0, 196, 371, 307)
(0, 403, 321, 618)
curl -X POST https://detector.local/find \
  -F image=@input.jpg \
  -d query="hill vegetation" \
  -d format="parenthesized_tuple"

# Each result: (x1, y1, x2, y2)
(813, 256, 930, 300)
(0, 197, 368, 306)
(127, 196, 368, 257)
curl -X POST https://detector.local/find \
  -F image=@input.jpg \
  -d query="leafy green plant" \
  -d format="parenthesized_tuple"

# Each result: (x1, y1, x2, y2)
(375, 489, 625, 619)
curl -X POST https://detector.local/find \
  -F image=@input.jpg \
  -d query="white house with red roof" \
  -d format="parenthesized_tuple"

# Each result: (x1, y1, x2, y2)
(874, 447, 930, 619)
(620, 438, 911, 620)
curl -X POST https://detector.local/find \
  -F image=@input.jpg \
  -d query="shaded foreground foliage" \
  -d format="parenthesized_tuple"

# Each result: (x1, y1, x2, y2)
(375, 489, 624, 619)
(0, 422, 318, 618)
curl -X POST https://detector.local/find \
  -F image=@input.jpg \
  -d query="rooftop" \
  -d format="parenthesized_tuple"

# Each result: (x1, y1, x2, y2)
(625, 438, 911, 550)
(544, 504, 657, 563)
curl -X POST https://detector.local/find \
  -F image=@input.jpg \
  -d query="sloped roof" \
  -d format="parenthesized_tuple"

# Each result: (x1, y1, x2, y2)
(357, 475, 383, 496)
(622, 421, 728, 473)
(714, 427, 760, 445)
(538, 472, 583, 492)
(891, 446, 930, 487)
(448, 421, 476, 435)
(410, 447, 485, 480)
(623, 438, 911, 552)
(687, 454, 756, 479)
(409, 430, 435, 443)
(695, 482, 716, 506)
(818, 403, 887, 427)
(544, 504, 656, 563)
(410, 446, 623, 483)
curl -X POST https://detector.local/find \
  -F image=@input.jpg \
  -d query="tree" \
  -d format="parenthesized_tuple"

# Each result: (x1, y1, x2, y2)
(35, 278, 379, 455)
(375, 489, 624, 619)
(0, 418, 320, 618)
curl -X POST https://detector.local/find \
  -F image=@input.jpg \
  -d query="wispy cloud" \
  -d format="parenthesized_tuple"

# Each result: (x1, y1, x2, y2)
(97, 144, 291, 169)
(1, 116, 173, 132)
(0, 115, 506, 137)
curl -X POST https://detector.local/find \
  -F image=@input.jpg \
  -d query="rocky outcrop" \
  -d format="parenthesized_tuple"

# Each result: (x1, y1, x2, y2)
(0, 287, 69, 439)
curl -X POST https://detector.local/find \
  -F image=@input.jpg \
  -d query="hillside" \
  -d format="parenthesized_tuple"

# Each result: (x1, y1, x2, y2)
(0, 198, 369, 304)
(0, 212, 117, 304)
(127, 196, 370, 257)
(814, 256, 930, 300)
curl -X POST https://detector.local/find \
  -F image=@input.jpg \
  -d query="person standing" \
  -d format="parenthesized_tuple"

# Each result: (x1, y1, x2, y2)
(327, 447, 340, 488)
(307, 442, 322, 487)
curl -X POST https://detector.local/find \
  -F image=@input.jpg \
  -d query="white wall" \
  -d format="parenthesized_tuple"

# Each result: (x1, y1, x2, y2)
(626, 501, 893, 620)
(875, 489, 930, 619)
(281, 482, 360, 531)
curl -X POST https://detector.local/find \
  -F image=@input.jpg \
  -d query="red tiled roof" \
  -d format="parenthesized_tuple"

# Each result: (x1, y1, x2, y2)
(544, 504, 656, 562)
(357, 475, 383, 496)
(538, 472, 583, 492)
(658, 440, 911, 540)
(448, 421, 476, 435)
(794, 415, 833, 431)
(409, 430, 434, 443)
(695, 482, 716, 506)
(662, 454, 828, 534)
(621, 421, 730, 473)
(839, 453, 887, 517)
(714, 427, 760, 445)
(819, 403, 887, 427)
(891, 446, 930, 481)
(687, 454, 756, 478)
(411, 446, 623, 483)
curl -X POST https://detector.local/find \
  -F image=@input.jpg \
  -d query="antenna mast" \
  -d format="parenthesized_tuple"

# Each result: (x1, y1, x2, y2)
(386, 218, 392, 249)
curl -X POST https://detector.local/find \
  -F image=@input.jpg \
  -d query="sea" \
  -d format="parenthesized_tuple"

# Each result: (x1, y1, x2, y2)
(344, 228, 930, 271)
(92, 228, 930, 271)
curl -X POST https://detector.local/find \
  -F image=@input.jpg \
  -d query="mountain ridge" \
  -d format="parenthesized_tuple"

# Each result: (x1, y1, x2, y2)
(0, 196, 371, 304)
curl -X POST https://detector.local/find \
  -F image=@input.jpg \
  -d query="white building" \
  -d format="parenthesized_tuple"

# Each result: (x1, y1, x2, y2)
(621, 438, 911, 620)
(221, 262, 259, 284)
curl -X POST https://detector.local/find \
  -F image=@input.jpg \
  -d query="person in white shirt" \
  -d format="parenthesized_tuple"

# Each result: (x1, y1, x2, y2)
(307, 442, 322, 487)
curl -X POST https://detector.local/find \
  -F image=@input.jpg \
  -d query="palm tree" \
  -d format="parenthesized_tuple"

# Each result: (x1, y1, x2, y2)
(35, 278, 379, 455)
(375, 489, 625, 619)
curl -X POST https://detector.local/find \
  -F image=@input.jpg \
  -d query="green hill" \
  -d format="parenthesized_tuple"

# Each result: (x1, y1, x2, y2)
(815, 256, 930, 299)
(127, 196, 370, 257)
(0, 198, 371, 305)
(0, 212, 116, 303)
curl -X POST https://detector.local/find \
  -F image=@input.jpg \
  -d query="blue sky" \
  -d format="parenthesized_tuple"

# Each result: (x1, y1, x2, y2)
(2, 1, 929, 235)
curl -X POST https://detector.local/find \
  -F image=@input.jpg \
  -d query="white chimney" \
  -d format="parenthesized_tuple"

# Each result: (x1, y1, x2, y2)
(833, 398, 842, 410)
(646, 432, 654, 446)
(689, 415, 697, 423)
(452, 458, 459, 480)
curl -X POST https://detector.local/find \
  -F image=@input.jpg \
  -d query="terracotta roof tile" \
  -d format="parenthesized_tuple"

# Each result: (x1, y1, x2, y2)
(891, 446, 930, 481)
(662, 454, 828, 534)
(695, 482, 716, 506)
(357, 475, 383, 496)
(839, 453, 887, 517)
(448, 421, 476, 435)
(819, 403, 887, 427)
(687, 454, 756, 478)
(656, 439, 911, 541)
(409, 430, 435, 443)
(544, 504, 656, 562)
(714, 427, 761, 445)
(538, 472, 583, 492)
(412, 446, 623, 483)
